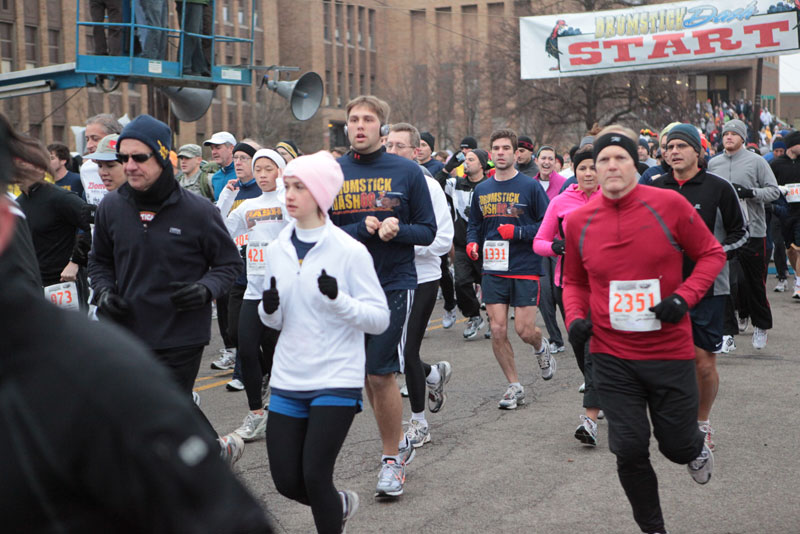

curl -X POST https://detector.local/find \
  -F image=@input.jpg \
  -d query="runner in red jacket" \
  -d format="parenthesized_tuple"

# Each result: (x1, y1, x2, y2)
(562, 132, 726, 534)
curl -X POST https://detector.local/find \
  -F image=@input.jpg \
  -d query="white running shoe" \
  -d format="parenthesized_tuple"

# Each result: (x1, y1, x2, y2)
(442, 308, 457, 329)
(549, 342, 565, 353)
(192, 391, 201, 407)
(211, 348, 236, 370)
(574, 415, 598, 447)
(463, 316, 485, 340)
(403, 419, 431, 448)
(235, 411, 267, 442)
(535, 341, 556, 380)
(597, 410, 605, 420)
(219, 432, 245, 467)
(737, 315, 749, 334)
(427, 361, 452, 413)
(721, 335, 736, 353)
(687, 443, 714, 484)
(774, 279, 787, 292)
(793, 286, 800, 300)
(399, 383, 409, 397)
(498, 384, 525, 410)
(699, 422, 715, 452)
(226, 378, 244, 391)
(340, 490, 359, 533)
(752, 327, 767, 350)
(578, 382, 585, 393)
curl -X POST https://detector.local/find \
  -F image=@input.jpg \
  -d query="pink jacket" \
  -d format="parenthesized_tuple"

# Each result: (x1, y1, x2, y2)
(534, 171, 567, 201)
(533, 183, 600, 287)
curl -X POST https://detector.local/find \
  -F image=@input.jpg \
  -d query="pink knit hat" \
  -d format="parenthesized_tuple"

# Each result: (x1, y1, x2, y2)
(282, 150, 344, 213)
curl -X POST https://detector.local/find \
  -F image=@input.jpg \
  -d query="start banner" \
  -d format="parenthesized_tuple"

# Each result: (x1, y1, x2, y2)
(520, 0, 800, 79)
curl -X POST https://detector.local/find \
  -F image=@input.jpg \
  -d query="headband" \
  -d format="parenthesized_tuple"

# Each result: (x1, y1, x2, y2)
(276, 141, 298, 159)
(593, 133, 638, 164)
(233, 142, 257, 158)
(536, 145, 555, 158)
(572, 149, 594, 169)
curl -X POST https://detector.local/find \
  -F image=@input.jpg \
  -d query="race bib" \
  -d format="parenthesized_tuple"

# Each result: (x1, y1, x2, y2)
(246, 241, 268, 275)
(483, 240, 509, 271)
(44, 282, 80, 311)
(784, 183, 800, 203)
(609, 279, 661, 332)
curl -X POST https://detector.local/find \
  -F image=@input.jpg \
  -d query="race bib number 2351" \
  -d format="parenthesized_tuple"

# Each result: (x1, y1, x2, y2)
(609, 279, 661, 332)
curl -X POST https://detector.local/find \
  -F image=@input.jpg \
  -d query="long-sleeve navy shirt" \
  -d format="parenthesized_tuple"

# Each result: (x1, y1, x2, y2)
(331, 148, 437, 291)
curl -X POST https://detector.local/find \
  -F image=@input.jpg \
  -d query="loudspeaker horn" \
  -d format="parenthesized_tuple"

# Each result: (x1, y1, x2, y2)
(266, 72, 323, 121)
(159, 86, 214, 122)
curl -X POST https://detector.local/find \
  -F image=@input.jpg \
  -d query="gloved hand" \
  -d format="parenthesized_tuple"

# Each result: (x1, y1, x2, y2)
(733, 184, 755, 199)
(568, 318, 593, 348)
(466, 242, 479, 261)
(262, 276, 280, 314)
(96, 288, 130, 321)
(551, 239, 565, 256)
(497, 224, 516, 240)
(318, 269, 338, 300)
(649, 293, 688, 323)
(169, 282, 211, 311)
(444, 151, 465, 173)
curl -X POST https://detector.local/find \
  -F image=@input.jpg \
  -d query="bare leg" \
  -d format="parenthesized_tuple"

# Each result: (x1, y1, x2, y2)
(365, 373, 404, 456)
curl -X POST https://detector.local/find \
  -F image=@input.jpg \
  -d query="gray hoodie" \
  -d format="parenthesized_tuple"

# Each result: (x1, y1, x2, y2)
(707, 147, 780, 238)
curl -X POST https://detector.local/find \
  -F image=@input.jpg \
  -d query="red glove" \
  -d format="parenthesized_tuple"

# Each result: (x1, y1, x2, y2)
(466, 242, 479, 261)
(497, 224, 516, 240)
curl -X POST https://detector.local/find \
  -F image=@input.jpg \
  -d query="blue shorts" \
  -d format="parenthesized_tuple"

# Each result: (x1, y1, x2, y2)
(481, 275, 540, 308)
(269, 394, 363, 419)
(690, 295, 725, 353)
(365, 289, 413, 375)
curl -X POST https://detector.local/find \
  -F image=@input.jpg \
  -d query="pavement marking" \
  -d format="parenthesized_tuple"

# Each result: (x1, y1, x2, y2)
(195, 370, 233, 382)
(427, 317, 468, 331)
(194, 379, 233, 392)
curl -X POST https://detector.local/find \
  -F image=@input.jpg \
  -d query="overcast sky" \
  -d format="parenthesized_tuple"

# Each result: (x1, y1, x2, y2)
(780, 53, 800, 93)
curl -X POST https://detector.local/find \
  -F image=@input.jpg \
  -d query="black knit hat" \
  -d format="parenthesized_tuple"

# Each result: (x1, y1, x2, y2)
(233, 142, 257, 158)
(518, 136, 535, 152)
(420, 132, 435, 151)
(460, 136, 478, 150)
(472, 149, 489, 170)
(117, 114, 172, 167)
(783, 131, 800, 150)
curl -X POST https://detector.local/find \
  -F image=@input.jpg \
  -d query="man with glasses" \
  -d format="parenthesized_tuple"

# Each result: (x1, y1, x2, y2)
(651, 124, 747, 454)
(89, 114, 242, 400)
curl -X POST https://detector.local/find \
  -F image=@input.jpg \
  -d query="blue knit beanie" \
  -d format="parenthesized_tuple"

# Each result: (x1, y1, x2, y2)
(667, 124, 702, 156)
(117, 114, 172, 167)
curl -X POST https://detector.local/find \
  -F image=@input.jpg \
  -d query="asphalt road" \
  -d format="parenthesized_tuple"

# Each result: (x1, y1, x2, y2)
(196, 283, 800, 534)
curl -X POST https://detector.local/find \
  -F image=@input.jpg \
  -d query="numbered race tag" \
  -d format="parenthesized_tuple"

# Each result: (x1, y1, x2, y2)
(246, 241, 268, 275)
(609, 279, 661, 332)
(483, 240, 509, 271)
(784, 183, 800, 203)
(44, 282, 80, 312)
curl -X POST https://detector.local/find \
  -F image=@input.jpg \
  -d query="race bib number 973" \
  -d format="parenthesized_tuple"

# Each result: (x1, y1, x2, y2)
(483, 240, 509, 271)
(44, 282, 80, 312)
(609, 279, 661, 332)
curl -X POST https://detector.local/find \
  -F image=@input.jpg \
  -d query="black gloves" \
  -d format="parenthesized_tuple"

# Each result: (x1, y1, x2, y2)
(262, 276, 280, 314)
(649, 293, 688, 323)
(733, 184, 755, 199)
(444, 151, 465, 173)
(551, 239, 565, 256)
(318, 269, 338, 300)
(568, 318, 593, 348)
(169, 282, 211, 311)
(96, 289, 130, 321)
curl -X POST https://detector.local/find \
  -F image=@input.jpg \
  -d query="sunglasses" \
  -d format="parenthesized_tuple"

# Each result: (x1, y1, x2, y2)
(118, 152, 154, 164)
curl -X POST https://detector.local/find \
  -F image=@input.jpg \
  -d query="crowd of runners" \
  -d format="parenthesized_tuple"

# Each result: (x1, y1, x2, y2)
(3, 92, 799, 534)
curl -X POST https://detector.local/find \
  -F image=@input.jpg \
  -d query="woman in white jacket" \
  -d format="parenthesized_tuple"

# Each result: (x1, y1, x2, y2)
(218, 148, 289, 442)
(258, 150, 389, 533)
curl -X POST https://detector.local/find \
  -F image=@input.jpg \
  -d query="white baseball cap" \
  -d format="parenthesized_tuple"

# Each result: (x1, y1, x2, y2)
(203, 131, 237, 146)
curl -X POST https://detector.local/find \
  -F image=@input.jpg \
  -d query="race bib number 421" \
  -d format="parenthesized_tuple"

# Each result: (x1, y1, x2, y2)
(246, 241, 268, 275)
(44, 282, 80, 311)
(609, 279, 661, 332)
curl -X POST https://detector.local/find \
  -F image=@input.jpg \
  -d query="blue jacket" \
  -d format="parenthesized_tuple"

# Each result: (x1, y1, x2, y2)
(211, 161, 236, 200)
(466, 172, 549, 276)
(89, 183, 243, 350)
(332, 148, 437, 290)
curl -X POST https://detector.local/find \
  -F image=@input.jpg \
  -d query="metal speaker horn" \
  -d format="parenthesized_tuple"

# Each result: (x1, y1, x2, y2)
(267, 72, 323, 121)
(159, 86, 214, 122)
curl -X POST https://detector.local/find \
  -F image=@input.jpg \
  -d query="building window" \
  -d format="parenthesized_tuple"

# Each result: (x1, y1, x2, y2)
(48, 29, 60, 64)
(337, 71, 343, 107)
(348, 72, 354, 99)
(325, 69, 332, 106)
(238, 8, 244, 25)
(347, 5, 354, 46)
(358, 7, 364, 47)
(359, 73, 365, 94)
(335, 3, 343, 44)
(25, 26, 37, 69)
(368, 9, 375, 50)
(0, 22, 13, 73)
(323, 1, 330, 42)
(52, 124, 64, 143)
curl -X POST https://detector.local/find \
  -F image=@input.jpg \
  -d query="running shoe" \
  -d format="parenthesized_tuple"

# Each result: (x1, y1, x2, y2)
(375, 459, 405, 498)
(261, 375, 270, 408)
(484, 327, 492, 339)
(404, 419, 431, 449)
(737, 315, 749, 334)
(535, 341, 556, 380)
(721, 335, 736, 353)
(399, 383, 409, 397)
(340, 490, 359, 533)
(578, 382, 585, 393)
(235, 411, 267, 442)
(510, 307, 515, 321)
(793, 286, 800, 300)
(774, 278, 788, 292)
(549, 342, 565, 353)
(219, 432, 245, 467)
(192, 391, 201, 407)
(442, 308, 457, 329)
(597, 410, 605, 420)
(427, 361, 452, 413)
(211, 348, 236, 370)
(752, 327, 767, 350)
(687, 443, 714, 484)
(574, 415, 598, 447)
(463, 316, 484, 339)
(498, 384, 525, 410)
(398, 439, 416, 466)
(699, 422, 715, 452)
(226, 378, 245, 391)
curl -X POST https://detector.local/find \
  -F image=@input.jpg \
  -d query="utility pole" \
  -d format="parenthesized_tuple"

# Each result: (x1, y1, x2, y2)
(753, 57, 764, 140)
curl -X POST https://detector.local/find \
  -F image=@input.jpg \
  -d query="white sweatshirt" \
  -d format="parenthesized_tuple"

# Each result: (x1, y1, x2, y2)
(217, 185, 290, 300)
(414, 175, 454, 284)
(258, 219, 390, 391)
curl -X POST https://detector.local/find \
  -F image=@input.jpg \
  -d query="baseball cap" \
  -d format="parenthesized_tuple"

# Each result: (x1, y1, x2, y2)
(178, 143, 202, 158)
(203, 131, 237, 146)
(88, 134, 120, 161)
